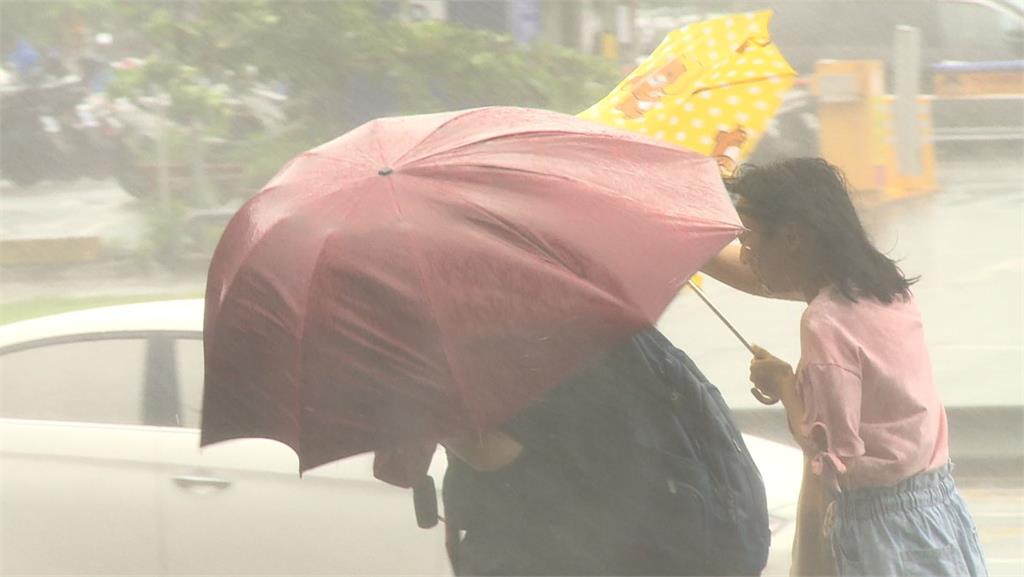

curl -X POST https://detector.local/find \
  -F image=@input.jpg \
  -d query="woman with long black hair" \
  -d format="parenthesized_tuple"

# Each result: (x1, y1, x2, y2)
(704, 158, 987, 576)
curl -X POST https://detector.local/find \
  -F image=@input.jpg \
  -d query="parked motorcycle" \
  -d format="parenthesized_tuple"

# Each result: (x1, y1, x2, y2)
(0, 71, 129, 188)
(746, 81, 820, 165)
(109, 78, 287, 204)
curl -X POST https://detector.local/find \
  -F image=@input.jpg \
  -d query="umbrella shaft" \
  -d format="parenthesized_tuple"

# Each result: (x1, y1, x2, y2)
(687, 280, 754, 354)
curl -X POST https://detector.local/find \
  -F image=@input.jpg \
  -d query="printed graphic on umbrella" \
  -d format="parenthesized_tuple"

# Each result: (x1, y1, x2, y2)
(579, 10, 797, 177)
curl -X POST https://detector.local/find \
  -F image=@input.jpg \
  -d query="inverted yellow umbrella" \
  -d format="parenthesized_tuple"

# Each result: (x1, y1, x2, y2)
(579, 10, 797, 177)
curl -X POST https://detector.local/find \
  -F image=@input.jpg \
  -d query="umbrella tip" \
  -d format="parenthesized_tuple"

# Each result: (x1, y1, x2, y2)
(378, 167, 394, 176)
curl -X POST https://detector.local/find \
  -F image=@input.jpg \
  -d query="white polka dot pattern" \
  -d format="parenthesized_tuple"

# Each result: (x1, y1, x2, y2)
(578, 9, 797, 165)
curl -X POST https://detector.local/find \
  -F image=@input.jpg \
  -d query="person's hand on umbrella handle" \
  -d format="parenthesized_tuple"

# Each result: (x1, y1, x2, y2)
(442, 430, 523, 472)
(749, 345, 794, 405)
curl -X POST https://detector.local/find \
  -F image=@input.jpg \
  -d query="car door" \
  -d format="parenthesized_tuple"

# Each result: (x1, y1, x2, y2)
(0, 335, 164, 575)
(157, 336, 451, 575)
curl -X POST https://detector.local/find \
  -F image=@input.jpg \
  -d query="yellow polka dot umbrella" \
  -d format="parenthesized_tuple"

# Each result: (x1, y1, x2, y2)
(579, 10, 797, 177)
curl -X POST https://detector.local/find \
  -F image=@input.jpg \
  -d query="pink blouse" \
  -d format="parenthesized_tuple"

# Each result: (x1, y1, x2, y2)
(794, 287, 949, 489)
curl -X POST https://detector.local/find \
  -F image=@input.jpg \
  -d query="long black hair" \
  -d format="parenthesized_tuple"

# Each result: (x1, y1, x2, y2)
(727, 157, 917, 303)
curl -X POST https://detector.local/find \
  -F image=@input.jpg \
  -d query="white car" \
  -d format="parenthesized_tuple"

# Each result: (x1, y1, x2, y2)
(0, 300, 801, 575)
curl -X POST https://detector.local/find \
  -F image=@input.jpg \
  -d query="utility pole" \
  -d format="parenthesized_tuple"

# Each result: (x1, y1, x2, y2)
(893, 25, 923, 177)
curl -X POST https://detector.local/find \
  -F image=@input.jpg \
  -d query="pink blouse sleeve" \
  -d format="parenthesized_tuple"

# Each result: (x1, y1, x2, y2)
(795, 362, 866, 478)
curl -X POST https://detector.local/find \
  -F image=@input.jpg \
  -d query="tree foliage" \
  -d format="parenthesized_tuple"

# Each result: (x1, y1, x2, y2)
(4, 1, 619, 135)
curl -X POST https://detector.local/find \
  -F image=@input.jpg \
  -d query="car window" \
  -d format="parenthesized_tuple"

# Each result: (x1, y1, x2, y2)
(661, 1, 942, 73)
(771, 1, 940, 49)
(939, 0, 1024, 61)
(0, 338, 146, 425)
(175, 338, 204, 429)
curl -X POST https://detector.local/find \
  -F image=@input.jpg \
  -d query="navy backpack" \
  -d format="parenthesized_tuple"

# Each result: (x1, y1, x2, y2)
(435, 329, 770, 576)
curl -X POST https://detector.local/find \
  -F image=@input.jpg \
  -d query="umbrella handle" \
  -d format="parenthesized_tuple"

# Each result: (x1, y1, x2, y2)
(750, 387, 780, 406)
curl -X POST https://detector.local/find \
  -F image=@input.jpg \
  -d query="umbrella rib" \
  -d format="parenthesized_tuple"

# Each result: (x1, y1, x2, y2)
(405, 166, 677, 321)
(288, 188, 395, 471)
(458, 196, 647, 318)
(403, 128, 711, 173)
(403, 162, 742, 326)
(407, 160, 746, 233)
(369, 118, 389, 166)
(206, 174, 325, 303)
(216, 180, 382, 466)
(302, 147, 380, 172)
(401, 130, 575, 167)
(379, 173, 484, 436)
(212, 174, 381, 307)
(689, 73, 795, 95)
(391, 107, 497, 167)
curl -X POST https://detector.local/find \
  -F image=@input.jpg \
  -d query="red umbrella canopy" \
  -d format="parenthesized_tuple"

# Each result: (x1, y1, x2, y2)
(201, 106, 741, 486)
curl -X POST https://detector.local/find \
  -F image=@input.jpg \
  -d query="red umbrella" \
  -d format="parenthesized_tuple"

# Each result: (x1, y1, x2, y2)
(200, 106, 741, 487)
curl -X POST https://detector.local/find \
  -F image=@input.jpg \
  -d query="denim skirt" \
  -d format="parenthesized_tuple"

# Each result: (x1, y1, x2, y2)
(829, 463, 988, 576)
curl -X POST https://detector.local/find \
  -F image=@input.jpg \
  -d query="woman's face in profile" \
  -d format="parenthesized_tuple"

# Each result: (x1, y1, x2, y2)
(736, 203, 801, 295)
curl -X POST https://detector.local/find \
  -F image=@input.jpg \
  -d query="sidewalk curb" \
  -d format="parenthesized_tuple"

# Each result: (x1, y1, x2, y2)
(0, 236, 103, 265)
